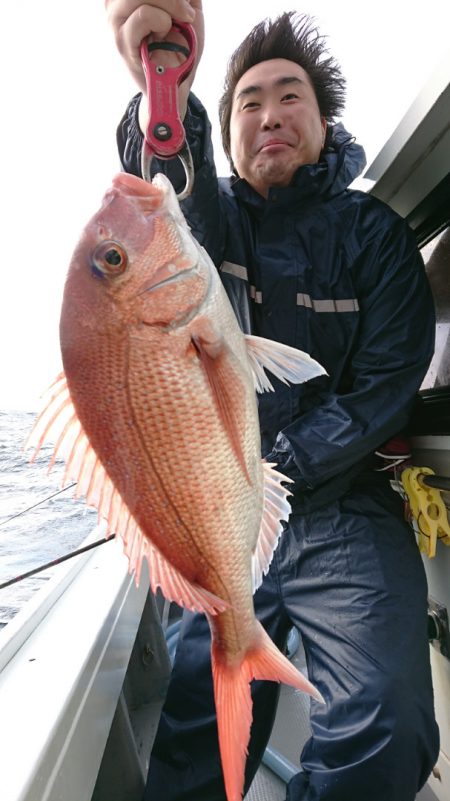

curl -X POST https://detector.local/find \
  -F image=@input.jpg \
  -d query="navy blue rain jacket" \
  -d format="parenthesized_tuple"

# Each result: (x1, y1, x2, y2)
(118, 93, 435, 511)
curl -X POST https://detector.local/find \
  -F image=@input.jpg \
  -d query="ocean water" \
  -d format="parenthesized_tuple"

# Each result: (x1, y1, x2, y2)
(0, 409, 97, 626)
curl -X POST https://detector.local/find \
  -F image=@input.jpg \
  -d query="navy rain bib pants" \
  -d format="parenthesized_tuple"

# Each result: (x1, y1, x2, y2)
(143, 482, 439, 801)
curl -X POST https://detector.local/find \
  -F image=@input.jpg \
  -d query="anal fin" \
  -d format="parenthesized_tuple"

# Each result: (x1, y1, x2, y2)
(251, 461, 293, 592)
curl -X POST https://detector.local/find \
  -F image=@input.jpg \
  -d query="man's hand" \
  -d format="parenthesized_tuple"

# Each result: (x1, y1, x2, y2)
(105, 1, 204, 123)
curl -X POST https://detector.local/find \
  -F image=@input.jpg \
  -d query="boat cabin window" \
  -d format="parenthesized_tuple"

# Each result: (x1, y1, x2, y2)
(421, 226, 450, 390)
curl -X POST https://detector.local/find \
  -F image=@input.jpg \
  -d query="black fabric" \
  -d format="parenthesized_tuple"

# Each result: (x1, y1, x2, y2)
(143, 485, 439, 801)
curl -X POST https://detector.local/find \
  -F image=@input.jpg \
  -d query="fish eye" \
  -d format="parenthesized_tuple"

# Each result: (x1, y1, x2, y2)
(92, 240, 128, 278)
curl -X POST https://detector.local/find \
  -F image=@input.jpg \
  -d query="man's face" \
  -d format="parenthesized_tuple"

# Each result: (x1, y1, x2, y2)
(229, 59, 327, 197)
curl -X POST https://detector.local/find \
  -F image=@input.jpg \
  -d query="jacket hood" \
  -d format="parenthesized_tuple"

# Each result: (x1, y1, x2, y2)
(320, 121, 367, 194)
(232, 122, 366, 208)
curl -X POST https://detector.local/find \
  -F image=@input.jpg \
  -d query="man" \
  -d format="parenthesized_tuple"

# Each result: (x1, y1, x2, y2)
(106, 2, 439, 799)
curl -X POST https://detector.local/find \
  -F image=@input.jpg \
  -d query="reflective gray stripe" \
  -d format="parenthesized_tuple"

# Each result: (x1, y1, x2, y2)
(220, 262, 264, 303)
(297, 292, 312, 309)
(220, 261, 248, 281)
(219, 266, 358, 312)
(250, 286, 263, 303)
(297, 293, 359, 312)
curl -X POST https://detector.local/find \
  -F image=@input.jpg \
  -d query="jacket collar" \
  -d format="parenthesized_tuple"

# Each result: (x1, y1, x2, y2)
(231, 122, 367, 210)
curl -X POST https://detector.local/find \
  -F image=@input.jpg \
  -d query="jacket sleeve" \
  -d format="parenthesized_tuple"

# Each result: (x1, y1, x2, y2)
(267, 211, 436, 494)
(117, 92, 227, 266)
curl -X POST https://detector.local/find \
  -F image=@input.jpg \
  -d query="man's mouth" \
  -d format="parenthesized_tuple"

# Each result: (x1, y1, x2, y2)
(258, 139, 292, 153)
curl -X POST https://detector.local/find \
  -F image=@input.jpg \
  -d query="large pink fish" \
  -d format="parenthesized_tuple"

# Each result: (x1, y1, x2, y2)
(28, 172, 325, 801)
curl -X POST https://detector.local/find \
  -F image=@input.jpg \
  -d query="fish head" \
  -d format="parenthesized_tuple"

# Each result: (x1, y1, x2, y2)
(61, 172, 210, 342)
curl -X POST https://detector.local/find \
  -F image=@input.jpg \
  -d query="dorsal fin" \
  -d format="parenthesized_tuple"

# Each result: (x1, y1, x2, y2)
(244, 334, 326, 393)
(25, 373, 229, 616)
(251, 461, 293, 592)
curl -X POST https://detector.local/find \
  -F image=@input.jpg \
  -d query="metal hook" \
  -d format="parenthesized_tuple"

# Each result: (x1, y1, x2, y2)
(141, 139, 194, 200)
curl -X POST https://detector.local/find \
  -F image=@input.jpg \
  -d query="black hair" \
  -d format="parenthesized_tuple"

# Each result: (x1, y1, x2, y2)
(218, 12, 346, 165)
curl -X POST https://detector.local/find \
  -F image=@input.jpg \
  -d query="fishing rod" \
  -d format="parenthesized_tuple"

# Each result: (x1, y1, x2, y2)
(0, 483, 77, 528)
(0, 533, 116, 590)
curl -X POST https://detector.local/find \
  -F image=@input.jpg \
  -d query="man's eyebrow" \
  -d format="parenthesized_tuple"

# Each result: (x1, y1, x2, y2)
(235, 75, 305, 101)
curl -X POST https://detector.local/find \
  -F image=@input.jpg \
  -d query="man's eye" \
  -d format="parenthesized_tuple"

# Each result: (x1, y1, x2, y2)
(242, 101, 259, 110)
(282, 93, 299, 101)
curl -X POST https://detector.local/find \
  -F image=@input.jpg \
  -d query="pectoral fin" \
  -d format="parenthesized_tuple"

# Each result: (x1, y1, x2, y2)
(244, 334, 326, 392)
(192, 333, 251, 485)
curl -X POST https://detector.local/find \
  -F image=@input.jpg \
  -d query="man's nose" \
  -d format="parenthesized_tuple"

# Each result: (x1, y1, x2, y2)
(261, 105, 282, 130)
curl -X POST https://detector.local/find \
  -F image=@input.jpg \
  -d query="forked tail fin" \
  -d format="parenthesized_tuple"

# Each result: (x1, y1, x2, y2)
(211, 621, 324, 801)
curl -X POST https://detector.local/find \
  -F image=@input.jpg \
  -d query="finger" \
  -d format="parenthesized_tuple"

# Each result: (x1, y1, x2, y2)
(109, 3, 196, 65)
(148, 0, 196, 22)
(106, 2, 202, 93)
(107, 1, 195, 32)
(119, 5, 173, 54)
